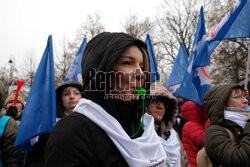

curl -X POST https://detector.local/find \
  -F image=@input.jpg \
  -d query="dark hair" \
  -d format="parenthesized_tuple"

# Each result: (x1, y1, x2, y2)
(56, 80, 82, 118)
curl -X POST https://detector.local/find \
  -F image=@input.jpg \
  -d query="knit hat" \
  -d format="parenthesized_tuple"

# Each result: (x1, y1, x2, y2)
(4, 89, 26, 108)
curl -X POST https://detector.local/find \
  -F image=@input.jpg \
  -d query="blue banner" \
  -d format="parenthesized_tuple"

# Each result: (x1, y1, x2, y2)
(65, 36, 87, 81)
(15, 35, 56, 150)
(145, 34, 160, 82)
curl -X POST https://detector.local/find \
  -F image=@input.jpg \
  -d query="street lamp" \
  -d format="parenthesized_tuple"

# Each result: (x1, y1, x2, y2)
(8, 58, 14, 85)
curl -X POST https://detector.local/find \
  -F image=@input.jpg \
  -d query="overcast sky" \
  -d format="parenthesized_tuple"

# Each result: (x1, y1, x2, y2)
(0, 0, 162, 68)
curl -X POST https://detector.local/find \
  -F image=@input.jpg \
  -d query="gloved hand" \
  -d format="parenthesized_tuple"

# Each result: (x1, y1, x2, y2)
(6, 106, 18, 119)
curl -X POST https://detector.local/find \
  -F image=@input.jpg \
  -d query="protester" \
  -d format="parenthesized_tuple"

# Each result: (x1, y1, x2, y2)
(202, 84, 250, 166)
(1, 89, 26, 126)
(181, 101, 210, 167)
(147, 82, 190, 167)
(25, 80, 82, 167)
(43, 32, 169, 167)
(0, 91, 24, 166)
(55, 80, 83, 119)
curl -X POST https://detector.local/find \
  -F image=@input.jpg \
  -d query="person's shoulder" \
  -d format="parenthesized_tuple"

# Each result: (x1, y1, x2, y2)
(56, 112, 89, 126)
(55, 112, 98, 134)
(205, 124, 224, 132)
(5, 117, 18, 128)
(204, 124, 230, 142)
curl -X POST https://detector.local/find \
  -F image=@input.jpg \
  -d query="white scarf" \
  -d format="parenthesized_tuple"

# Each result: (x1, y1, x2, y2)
(160, 128, 181, 167)
(224, 110, 248, 128)
(74, 98, 169, 167)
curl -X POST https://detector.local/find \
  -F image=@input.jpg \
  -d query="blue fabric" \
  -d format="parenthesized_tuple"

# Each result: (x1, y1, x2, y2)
(0, 116, 11, 141)
(0, 116, 11, 167)
(166, 43, 188, 96)
(145, 34, 160, 82)
(193, 0, 250, 69)
(177, 7, 211, 105)
(15, 35, 56, 151)
(210, 0, 249, 41)
(65, 36, 87, 81)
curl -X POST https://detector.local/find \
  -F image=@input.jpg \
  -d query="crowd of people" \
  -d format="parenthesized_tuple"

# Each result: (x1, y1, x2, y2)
(0, 32, 250, 167)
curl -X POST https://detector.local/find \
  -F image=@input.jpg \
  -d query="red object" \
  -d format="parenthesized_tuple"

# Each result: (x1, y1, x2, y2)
(181, 101, 210, 167)
(13, 80, 25, 105)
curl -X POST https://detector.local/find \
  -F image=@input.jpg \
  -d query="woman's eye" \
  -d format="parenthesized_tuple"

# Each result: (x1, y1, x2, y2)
(63, 93, 69, 97)
(122, 61, 131, 65)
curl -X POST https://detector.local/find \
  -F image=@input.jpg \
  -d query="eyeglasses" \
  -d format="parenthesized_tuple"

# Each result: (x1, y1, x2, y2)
(232, 94, 248, 100)
(150, 98, 165, 106)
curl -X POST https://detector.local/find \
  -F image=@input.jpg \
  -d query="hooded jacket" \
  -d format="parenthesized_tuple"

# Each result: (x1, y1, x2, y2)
(148, 82, 190, 167)
(149, 82, 178, 131)
(43, 32, 151, 167)
(181, 101, 210, 167)
(0, 115, 24, 166)
(203, 84, 250, 167)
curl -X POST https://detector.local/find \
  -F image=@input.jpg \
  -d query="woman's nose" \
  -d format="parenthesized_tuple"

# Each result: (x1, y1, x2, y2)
(69, 93, 75, 98)
(156, 102, 165, 108)
(242, 97, 248, 103)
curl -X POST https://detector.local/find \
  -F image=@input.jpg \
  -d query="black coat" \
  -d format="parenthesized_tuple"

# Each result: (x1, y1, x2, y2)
(42, 112, 128, 167)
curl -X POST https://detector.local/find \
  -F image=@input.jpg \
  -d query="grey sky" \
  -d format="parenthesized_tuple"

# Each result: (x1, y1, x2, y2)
(0, 0, 161, 68)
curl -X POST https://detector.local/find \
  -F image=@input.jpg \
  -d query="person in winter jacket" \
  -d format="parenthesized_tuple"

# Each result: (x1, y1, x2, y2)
(0, 90, 24, 166)
(43, 32, 169, 167)
(203, 84, 250, 167)
(25, 80, 82, 167)
(147, 82, 190, 167)
(181, 101, 210, 167)
(1, 89, 26, 126)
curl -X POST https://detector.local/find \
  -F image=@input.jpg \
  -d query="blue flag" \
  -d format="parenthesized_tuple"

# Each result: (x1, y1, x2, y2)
(145, 34, 160, 82)
(177, 7, 211, 105)
(65, 36, 87, 82)
(15, 35, 56, 150)
(166, 43, 188, 96)
(194, 0, 250, 69)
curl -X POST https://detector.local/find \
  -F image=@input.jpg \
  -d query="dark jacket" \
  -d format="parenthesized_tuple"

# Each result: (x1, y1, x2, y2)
(25, 82, 83, 167)
(203, 84, 250, 167)
(42, 32, 151, 166)
(0, 115, 24, 166)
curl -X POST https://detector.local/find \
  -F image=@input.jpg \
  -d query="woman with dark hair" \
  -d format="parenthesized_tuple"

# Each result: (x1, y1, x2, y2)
(25, 81, 82, 167)
(56, 80, 82, 119)
(201, 84, 250, 166)
(43, 32, 168, 167)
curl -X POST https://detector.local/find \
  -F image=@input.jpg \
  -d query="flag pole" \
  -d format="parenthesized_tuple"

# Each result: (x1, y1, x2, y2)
(245, 41, 250, 89)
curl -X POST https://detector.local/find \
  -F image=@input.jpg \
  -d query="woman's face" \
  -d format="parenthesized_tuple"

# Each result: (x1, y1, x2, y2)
(61, 86, 82, 114)
(147, 98, 166, 123)
(111, 45, 145, 99)
(227, 89, 249, 110)
(6, 100, 24, 111)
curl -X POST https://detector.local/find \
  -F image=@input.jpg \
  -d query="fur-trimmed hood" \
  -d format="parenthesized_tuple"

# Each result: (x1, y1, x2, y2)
(149, 82, 178, 126)
(203, 84, 244, 124)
